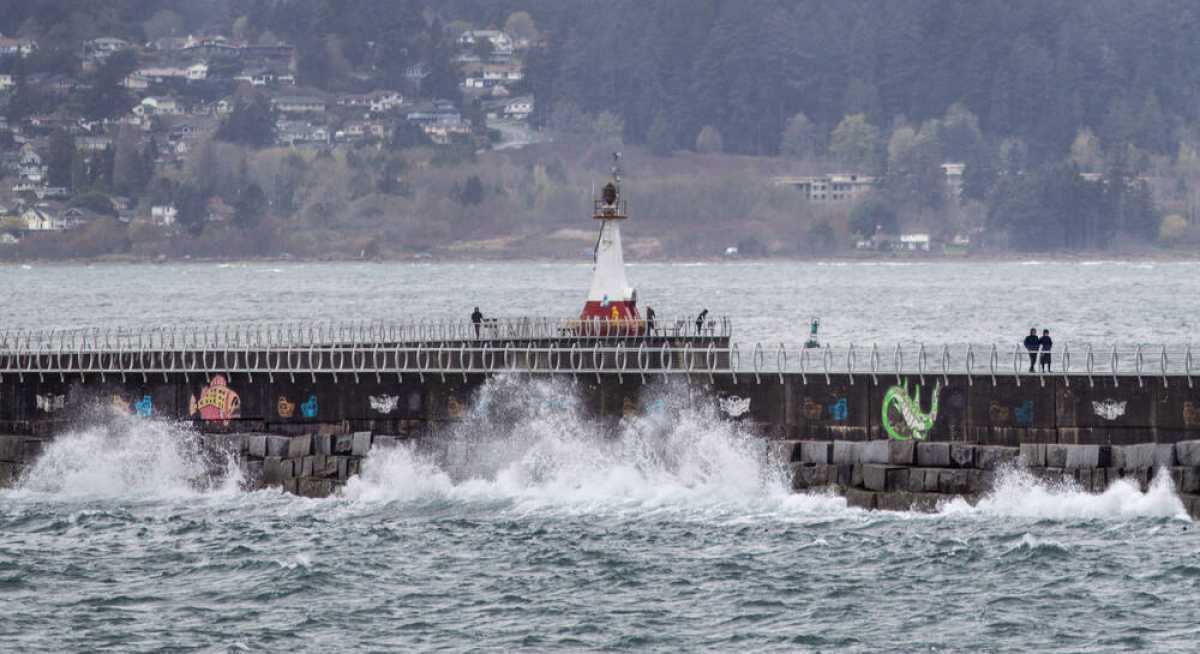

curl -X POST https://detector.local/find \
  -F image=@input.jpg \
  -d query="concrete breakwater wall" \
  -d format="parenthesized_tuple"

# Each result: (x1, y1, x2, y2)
(782, 439, 1200, 517)
(2, 367, 1199, 505)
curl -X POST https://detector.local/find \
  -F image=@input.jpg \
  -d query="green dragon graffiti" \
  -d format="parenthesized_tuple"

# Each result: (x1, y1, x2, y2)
(881, 379, 941, 441)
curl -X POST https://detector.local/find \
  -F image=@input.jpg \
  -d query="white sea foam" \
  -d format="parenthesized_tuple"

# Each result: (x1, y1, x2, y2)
(342, 376, 837, 516)
(10, 412, 241, 500)
(940, 466, 1188, 520)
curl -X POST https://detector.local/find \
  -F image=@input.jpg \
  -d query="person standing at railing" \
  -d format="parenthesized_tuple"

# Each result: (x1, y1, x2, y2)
(646, 306, 656, 335)
(1039, 329, 1053, 372)
(696, 309, 708, 336)
(471, 307, 483, 339)
(1023, 328, 1040, 372)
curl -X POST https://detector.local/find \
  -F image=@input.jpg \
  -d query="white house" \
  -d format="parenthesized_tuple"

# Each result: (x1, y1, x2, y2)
(276, 120, 329, 145)
(504, 97, 534, 119)
(0, 74, 13, 91)
(272, 96, 326, 114)
(134, 96, 182, 117)
(150, 204, 177, 226)
(899, 233, 932, 251)
(22, 207, 66, 231)
(458, 30, 514, 57)
(0, 37, 37, 57)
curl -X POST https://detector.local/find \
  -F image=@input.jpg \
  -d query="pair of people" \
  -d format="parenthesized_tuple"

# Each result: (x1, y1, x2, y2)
(1023, 328, 1053, 372)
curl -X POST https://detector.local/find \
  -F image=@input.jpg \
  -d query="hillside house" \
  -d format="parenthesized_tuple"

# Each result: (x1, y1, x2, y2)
(272, 96, 326, 114)
(458, 30, 514, 57)
(276, 120, 329, 146)
(504, 97, 534, 120)
(75, 135, 112, 152)
(21, 207, 66, 231)
(0, 37, 37, 57)
(150, 204, 177, 226)
(17, 145, 46, 183)
(772, 174, 876, 202)
(133, 96, 183, 117)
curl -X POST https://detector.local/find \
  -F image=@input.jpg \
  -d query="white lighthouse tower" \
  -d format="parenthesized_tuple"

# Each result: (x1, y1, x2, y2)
(579, 153, 641, 332)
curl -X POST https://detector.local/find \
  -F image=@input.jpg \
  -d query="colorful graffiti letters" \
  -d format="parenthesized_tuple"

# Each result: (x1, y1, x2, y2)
(802, 398, 823, 420)
(277, 396, 295, 418)
(988, 401, 1010, 424)
(882, 379, 940, 441)
(369, 394, 400, 414)
(134, 395, 153, 417)
(300, 395, 318, 418)
(1092, 399, 1126, 421)
(189, 374, 241, 423)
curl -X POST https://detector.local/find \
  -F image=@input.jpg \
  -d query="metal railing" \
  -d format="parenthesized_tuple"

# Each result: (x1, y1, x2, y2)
(0, 315, 733, 352)
(0, 339, 1194, 387)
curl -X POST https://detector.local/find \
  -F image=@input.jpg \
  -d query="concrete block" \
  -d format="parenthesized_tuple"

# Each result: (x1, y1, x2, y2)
(975, 446, 1018, 470)
(1092, 468, 1108, 492)
(313, 434, 334, 455)
(373, 435, 399, 450)
(337, 456, 349, 480)
(283, 478, 299, 495)
(834, 464, 854, 487)
(906, 468, 927, 493)
(949, 444, 975, 468)
(966, 469, 996, 494)
(1112, 443, 1156, 470)
(770, 441, 800, 463)
(334, 434, 354, 454)
(859, 440, 889, 464)
(265, 435, 290, 458)
(844, 488, 877, 510)
(351, 431, 373, 457)
(0, 461, 23, 487)
(1155, 444, 1176, 468)
(246, 435, 267, 458)
(1177, 467, 1200, 494)
(300, 456, 314, 478)
(1175, 441, 1200, 467)
(1045, 444, 1068, 469)
(240, 460, 263, 487)
(1075, 468, 1093, 492)
(1064, 445, 1100, 470)
(287, 434, 312, 459)
(1019, 443, 1046, 467)
(263, 457, 285, 485)
(348, 458, 361, 477)
(800, 441, 832, 464)
(923, 469, 941, 492)
(851, 464, 864, 488)
(862, 465, 907, 492)
(887, 440, 915, 465)
(298, 478, 335, 498)
(21, 439, 44, 463)
(939, 469, 969, 494)
(0, 435, 23, 462)
(793, 463, 832, 489)
(831, 441, 857, 465)
(915, 442, 951, 467)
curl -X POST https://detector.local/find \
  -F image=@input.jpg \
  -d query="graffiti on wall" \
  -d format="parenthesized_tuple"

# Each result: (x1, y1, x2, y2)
(133, 395, 153, 417)
(718, 394, 751, 418)
(447, 396, 465, 419)
(370, 394, 399, 414)
(277, 397, 295, 418)
(989, 400, 1035, 427)
(828, 398, 848, 421)
(189, 375, 241, 423)
(36, 394, 65, 413)
(882, 379, 940, 441)
(1184, 402, 1200, 428)
(1092, 399, 1127, 421)
(300, 395, 318, 418)
(1014, 400, 1034, 426)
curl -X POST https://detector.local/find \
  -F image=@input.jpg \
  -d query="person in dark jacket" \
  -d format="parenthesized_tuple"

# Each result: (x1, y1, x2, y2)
(1023, 328, 1039, 372)
(1039, 329, 1053, 372)
(471, 307, 483, 338)
(645, 306, 656, 335)
(695, 309, 708, 335)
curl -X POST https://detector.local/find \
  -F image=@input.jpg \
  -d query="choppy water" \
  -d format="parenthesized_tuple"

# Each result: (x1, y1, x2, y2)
(2, 261, 1200, 652)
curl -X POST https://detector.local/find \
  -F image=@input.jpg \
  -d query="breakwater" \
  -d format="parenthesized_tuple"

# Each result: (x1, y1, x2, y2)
(1, 327, 1197, 512)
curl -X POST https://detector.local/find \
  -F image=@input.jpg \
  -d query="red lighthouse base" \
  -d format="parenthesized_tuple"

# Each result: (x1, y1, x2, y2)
(572, 300, 645, 337)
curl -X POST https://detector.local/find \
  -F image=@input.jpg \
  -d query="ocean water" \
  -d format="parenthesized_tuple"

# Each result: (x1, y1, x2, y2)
(2, 261, 1199, 652)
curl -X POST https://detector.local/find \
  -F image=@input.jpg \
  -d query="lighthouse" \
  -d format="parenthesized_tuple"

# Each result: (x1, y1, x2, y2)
(579, 153, 642, 334)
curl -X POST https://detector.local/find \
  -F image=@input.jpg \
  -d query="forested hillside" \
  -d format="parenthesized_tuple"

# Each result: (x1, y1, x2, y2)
(0, 0, 1196, 258)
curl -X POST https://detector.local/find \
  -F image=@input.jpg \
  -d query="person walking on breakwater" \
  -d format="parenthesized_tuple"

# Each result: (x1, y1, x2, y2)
(1039, 329, 1053, 372)
(696, 309, 709, 335)
(1024, 328, 1040, 372)
(471, 307, 483, 338)
(645, 306, 656, 335)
